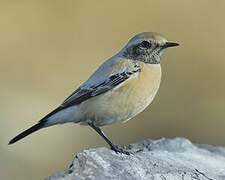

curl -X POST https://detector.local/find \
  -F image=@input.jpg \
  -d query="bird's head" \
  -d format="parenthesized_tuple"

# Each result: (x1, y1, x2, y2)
(120, 32, 179, 64)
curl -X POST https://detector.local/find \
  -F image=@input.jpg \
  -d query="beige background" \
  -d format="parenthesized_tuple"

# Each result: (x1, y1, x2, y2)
(1, 0, 225, 179)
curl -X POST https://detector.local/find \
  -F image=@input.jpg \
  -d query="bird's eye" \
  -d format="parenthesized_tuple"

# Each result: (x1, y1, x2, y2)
(141, 41, 151, 48)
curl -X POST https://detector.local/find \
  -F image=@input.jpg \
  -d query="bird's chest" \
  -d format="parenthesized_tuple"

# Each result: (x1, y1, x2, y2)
(112, 64, 161, 116)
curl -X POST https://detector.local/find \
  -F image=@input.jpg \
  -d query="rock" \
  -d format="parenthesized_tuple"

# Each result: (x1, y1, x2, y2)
(47, 138, 225, 180)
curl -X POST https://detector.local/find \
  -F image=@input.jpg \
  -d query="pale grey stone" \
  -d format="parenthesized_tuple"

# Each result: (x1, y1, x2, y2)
(47, 138, 225, 180)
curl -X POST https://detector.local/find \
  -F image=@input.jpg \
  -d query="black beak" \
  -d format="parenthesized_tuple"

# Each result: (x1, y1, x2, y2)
(162, 42, 179, 49)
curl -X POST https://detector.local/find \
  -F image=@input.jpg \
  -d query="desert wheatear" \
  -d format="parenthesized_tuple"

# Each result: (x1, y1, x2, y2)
(9, 32, 179, 155)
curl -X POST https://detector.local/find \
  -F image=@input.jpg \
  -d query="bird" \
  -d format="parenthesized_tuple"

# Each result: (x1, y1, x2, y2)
(9, 32, 179, 155)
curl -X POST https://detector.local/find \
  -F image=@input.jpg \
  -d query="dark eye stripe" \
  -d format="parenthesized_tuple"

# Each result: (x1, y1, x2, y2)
(141, 41, 151, 48)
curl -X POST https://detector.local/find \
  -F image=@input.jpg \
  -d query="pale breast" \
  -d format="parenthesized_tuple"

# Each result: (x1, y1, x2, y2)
(118, 63, 162, 122)
(80, 63, 161, 126)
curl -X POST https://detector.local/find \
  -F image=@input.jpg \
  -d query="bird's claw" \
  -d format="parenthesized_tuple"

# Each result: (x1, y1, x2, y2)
(111, 145, 132, 155)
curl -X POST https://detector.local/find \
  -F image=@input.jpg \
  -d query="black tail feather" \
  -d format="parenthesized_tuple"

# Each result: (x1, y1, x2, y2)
(8, 106, 64, 145)
(8, 122, 45, 145)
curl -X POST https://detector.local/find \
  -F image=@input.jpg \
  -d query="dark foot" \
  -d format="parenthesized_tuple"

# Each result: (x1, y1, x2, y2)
(111, 145, 132, 155)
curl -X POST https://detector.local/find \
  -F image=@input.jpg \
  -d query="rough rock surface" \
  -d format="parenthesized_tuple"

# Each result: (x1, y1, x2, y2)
(47, 138, 225, 180)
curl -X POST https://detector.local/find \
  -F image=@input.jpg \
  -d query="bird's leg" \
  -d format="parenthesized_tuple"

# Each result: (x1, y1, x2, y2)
(88, 122, 130, 155)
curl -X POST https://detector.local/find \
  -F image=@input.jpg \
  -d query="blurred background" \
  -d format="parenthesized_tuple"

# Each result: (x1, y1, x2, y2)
(1, 0, 225, 179)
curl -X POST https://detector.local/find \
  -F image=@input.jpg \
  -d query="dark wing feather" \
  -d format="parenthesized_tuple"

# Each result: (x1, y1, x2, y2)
(38, 64, 141, 122)
(62, 69, 141, 108)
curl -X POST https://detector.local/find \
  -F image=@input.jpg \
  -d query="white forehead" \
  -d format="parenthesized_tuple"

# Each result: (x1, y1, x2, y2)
(127, 32, 168, 45)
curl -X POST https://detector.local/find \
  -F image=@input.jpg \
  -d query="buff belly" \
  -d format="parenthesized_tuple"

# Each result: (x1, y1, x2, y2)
(78, 64, 161, 126)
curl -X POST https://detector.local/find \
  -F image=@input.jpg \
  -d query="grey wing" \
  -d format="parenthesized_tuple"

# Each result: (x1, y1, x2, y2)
(40, 59, 141, 121)
(62, 64, 141, 108)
